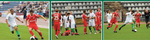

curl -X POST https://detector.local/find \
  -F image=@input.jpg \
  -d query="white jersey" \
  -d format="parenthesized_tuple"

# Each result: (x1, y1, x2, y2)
(63, 15, 69, 28)
(60, 16, 63, 26)
(88, 12, 95, 21)
(6, 13, 17, 26)
(69, 15, 75, 24)
(105, 13, 112, 20)
(125, 12, 134, 21)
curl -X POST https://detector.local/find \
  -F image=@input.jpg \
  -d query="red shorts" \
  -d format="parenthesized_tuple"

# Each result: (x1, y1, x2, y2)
(136, 19, 140, 23)
(29, 24, 39, 30)
(83, 21, 87, 27)
(54, 23, 60, 31)
(110, 19, 117, 24)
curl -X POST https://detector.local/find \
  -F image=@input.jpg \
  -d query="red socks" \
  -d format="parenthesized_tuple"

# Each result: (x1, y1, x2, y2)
(114, 25, 118, 31)
(84, 27, 87, 33)
(139, 24, 140, 27)
(99, 26, 102, 29)
(56, 30, 60, 36)
(29, 31, 36, 38)
(55, 30, 57, 35)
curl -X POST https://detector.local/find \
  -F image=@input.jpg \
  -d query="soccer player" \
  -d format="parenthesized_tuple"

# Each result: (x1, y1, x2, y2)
(119, 11, 136, 32)
(63, 12, 69, 31)
(61, 30, 79, 36)
(6, 9, 23, 39)
(59, 11, 63, 33)
(25, 10, 47, 40)
(135, 10, 142, 28)
(82, 10, 88, 34)
(88, 9, 96, 34)
(144, 8, 150, 29)
(107, 9, 122, 33)
(105, 10, 112, 27)
(68, 11, 76, 35)
(95, 8, 102, 33)
(51, 9, 61, 39)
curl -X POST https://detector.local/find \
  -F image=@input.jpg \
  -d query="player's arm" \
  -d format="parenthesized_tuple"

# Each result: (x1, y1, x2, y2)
(125, 13, 127, 16)
(6, 19, 10, 27)
(25, 19, 28, 27)
(16, 17, 23, 23)
(40, 15, 47, 21)
(118, 14, 122, 20)
(63, 17, 65, 23)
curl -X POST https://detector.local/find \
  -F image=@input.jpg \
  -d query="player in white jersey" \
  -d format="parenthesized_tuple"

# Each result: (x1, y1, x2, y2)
(119, 11, 136, 32)
(105, 10, 112, 26)
(88, 9, 96, 34)
(59, 12, 63, 33)
(68, 11, 75, 35)
(63, 12, 69, 31)
(6, 9, 23, 39)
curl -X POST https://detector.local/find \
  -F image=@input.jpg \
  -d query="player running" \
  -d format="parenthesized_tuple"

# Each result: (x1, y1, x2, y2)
(144, 8, 150, 29)
(52, 9, 61, 39)
(107, 9, 122, 33)
(25, 10, 47, 40)
(82, 10, 88, 34)
(68, 11, 76, 35)
(95, 8, 102, 33)
(135, 10, 142, 28)
(88, 9, 96, 34)
(105, 10, 112, 27)
(6, 9, 23, 39)
(119, 11, 137, 32)
(63, 12, 69, 31)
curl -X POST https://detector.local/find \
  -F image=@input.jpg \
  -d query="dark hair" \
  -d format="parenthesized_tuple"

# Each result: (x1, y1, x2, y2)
(30, 10, 34, 12)
(10, 9, 13, 11)
(83, 10, 86, 13)
(132, 11, 135, 13)
(67, 13, 70, 15)
(59, 11, 61, 13)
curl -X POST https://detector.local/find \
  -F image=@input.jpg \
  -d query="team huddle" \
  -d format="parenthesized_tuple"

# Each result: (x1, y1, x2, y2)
(6, 9, 47, 40)
(105, 9, 144, 33)
(52, 8, 102, 39)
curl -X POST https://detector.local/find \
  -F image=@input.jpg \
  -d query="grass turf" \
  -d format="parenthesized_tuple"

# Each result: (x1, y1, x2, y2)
(0, 23, 49, 40)
(104, 24, 150, 40)
(52, 26, 101, 40)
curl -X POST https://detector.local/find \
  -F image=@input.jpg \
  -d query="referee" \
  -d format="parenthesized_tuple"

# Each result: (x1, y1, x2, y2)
(144, 9, 150, 29)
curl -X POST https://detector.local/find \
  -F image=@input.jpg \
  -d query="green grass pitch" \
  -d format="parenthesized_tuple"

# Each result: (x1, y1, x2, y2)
(104, 24, 150, 40)
(52, 26, 101, 40)
(0, 23, 49, 40)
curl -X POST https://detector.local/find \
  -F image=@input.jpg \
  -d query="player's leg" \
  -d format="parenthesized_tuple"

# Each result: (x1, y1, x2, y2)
(83, 23, 87, 34)
(139, 20, 141, 27)
(28, 27, 36, 38)
(71, 24, 75, 35)
(34, 26, 44, 39)
(14, 26, 21, 39)
(65, 23, 69, 31)
(114, 22, 118, 33)
(9, 26, 14, 34)
(107, 22, 112, 29)
(119, 21, 127, 30)
(92, 21, 96, 34)
(75, 24, 78, 33)
(88, 22, 92, 34)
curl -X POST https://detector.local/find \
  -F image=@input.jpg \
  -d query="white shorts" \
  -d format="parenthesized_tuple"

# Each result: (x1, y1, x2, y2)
(71, 23, 75, 28)
(107, 19, 111, 23)
(65, 23, 69, 28)
(124, 20, 132, 24)
(9, 24, 17, 31)
(89, 20, 95, 26)
(132, 18, 135, 21)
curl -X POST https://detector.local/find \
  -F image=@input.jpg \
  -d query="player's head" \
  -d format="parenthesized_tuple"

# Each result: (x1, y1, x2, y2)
(24, 8, 26, 10)
(69, 11, 72, 15)
(108, 10, 111, 13)
(137, 10, 139, 13)
(83, 10, 86, 13)
(89, 9, 92, 13)
(10, 9, 14, 14)
(131, 11, 135, 14)
(146, 10, 148, 13)
(65, 12, 67, 16)
(97, 8, 101, 12)
(115, 9, 119, 12)
(30, 10, 34, 14)
(55, 9, 58, 12)
(67, 13, 70, 15)
(130, 9, 132, 12)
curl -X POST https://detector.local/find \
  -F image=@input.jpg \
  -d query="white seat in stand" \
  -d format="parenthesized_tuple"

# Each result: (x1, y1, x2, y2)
(127, 3, 130, 6)
(139, 7, 142, 10)
(128, 7, 131, 11)
(135, 3, 137, 6)
(136, 7, 138, 10)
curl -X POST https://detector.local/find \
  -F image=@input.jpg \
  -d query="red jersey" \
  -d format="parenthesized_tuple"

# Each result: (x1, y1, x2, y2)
(52, 13, 61, 23)
(95, 12, 101, 21)
(82, 13, 87, 23)
(111, 12, 119, 20)
(135, 13, 141, 19)
(26, 14, 41, 24)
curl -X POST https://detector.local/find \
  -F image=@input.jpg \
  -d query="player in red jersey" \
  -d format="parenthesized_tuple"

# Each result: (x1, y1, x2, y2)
(135, 10, 142, 28)
(61, 30, 79, 36)
(107, 9, 122, 33)
(95, 8, 102, 33)
(82, 10, 88, 34)
(25, 10, 47, 40)
(51, 9, 61, 39)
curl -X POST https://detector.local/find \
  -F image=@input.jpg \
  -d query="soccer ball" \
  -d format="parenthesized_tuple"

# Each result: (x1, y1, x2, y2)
(30, 36, 35, 40)
(135, 29, 137, 32)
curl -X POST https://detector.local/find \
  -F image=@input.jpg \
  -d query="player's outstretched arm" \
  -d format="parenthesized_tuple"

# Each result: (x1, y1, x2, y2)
(6, 19, 10, 27)
(16, 17, 23, 23)
(118, 15, 122, 20)
(25, 19, 28, 27)
(40, 16, 47, 21)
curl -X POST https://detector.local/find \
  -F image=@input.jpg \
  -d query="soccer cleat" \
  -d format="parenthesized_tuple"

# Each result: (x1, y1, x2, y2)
(18, 37, 21, 40)
(99, 31, 101, 33)
(41, 37, 44, 40)
(114, 31, 117, 33)
(132, 30, 136, 32)
(94, 33, 97, 34)
(89, 32, 92, 34)
(12, 31, 14, 34)
(84, 33, 87, 35)
(55, 35, 59, 39)
(146, 26, 148, 29)
(119, 27, 122, 30)
(107, 27, 110, 29)
(35, 38, 38, 40)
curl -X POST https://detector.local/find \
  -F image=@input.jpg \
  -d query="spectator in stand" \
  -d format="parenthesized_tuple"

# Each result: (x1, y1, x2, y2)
(23, 8, 27, 19)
